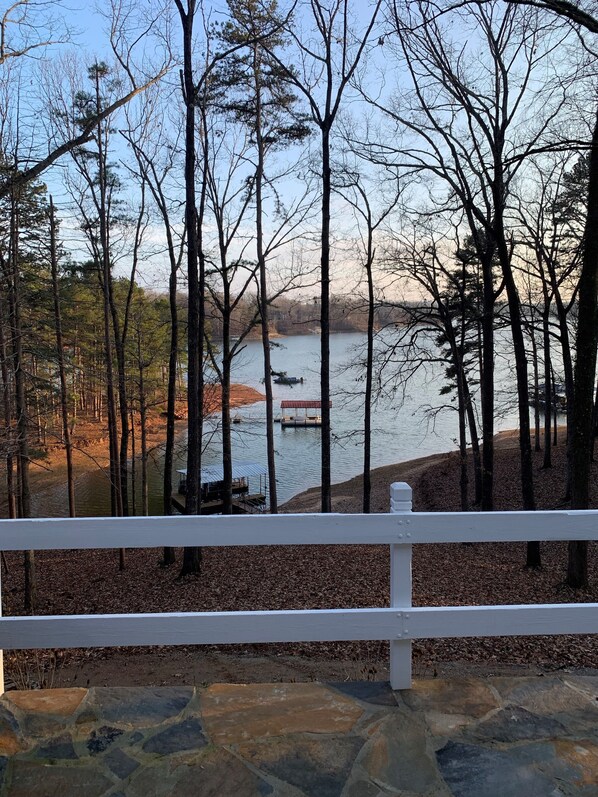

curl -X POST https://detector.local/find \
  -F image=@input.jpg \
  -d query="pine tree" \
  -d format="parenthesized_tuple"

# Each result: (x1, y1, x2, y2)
(214, 0, 310, 513)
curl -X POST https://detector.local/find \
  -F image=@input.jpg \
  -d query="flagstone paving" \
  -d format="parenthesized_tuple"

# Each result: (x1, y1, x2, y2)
(0, 675, 596, 795)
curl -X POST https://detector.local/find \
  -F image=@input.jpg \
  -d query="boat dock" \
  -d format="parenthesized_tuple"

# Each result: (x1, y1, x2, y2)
(172, 461, 268, 515)
(170, 493, 266, 515)
(280, 399, 331, 428)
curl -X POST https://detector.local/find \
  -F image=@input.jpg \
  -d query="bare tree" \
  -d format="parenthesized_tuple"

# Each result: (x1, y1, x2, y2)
(379, 1, 580, 567)
(333, 156, 401, 512)
(49, 196, 75, 517)
(122, 96, 186, 566)
(513, 154, 582, 479)
(0, 1, 171, 197)
(384, 222, 484, 511)
(264, 0, 382, 512)
(512, 0, 598, 586)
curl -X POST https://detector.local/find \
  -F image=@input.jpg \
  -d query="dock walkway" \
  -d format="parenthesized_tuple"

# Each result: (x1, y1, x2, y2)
(170, 493, 266, 514)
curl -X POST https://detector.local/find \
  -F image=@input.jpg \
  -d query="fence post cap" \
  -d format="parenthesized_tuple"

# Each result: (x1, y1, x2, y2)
(390, 482, 412, 501)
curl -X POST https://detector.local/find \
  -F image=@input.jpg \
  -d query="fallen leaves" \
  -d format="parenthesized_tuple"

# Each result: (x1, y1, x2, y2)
(4, 440, 598, 680)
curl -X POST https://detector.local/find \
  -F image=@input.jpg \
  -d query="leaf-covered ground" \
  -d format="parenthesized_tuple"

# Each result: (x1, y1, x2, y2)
(5, 436, 598, 686)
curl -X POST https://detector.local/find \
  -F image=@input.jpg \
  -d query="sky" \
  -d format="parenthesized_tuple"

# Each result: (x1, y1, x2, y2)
(3, 0, 590, 301)
(27, 1, 383, 296)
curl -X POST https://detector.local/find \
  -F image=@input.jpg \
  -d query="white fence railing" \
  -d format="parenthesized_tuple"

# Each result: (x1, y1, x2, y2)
(0, 481, 597, 693)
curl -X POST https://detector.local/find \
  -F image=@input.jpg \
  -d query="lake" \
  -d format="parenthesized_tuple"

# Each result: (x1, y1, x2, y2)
(31, 331, 522, 517)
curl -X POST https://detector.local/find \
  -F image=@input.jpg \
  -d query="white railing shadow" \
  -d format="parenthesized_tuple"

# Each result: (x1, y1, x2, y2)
(0, 481, 597, 692)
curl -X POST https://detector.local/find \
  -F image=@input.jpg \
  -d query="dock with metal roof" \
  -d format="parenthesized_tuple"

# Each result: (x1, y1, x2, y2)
(172, 461, 267, 515)
(279, 399, 332, 428)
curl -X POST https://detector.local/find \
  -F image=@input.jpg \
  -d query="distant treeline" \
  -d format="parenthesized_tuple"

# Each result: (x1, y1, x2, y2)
(201, 295, 411, 339)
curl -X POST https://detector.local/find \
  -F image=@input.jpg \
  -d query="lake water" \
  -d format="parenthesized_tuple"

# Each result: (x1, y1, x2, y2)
(31, 331, 522, 517)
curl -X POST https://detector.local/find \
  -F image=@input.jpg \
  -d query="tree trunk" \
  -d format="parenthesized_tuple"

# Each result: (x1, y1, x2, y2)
(567, 107, 598, 588)
(95, 78, 121, 523)
(464, 379, 482, 505)
(529, 328, 541, 452)
(363, 233, 375, 513)
(162, 274, 178, 563)
(112, 320, 129, 519)
(542, 305, 552, 469)
(130, 408, 136, 515)
(457, 374, 469, 512)
(320, 123, 332, 513)
(94, 73, 126, 569)
(156, 148, 181, 568)
(49, 197, 75, 517)
(10, 192, 35, 611)
(177, 0, 202, 578)
(254, 54, 277, 514)
(495, 221, 539, 567)
(480, 257, 495, 511)
(138, 338, 149, 516)
(140, 399, 148, 517)
(553, 290, 574, 496)
(0, 296, 16, 519)
(221, 296, 233, 515)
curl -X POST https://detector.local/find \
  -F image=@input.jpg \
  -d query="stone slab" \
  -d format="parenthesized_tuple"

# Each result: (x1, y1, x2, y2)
(565, 675, 598, 699)
(493, 677, 595, 716)
(554, 739, 598, 788)
(104, 746, 140, 779)
(142, 717, 206, 756)
(361, 711, 444, 794)
(1, 678, 596, 797)
(237, 736, 364, 797)
(0, 703, 20, 736)
(125, 748, 273, 797)
(200, 683, 363, 745)
(329, 682, 398, 707)
(493, 677, 598, 737)
(436, 740, 572, 797)
(6, 688, 87, 717)
(7, 759, 113, 797)
(471, 706, 567, 743)
(35, 733, 77, 760)
(0, 726, 24, 756)
(86, 687, 193, 728)
(342, 779, 381, 797)
(0, 757, 7, 791)
(401, 679, 499, 720)
(87, 725, 124, 755)
(421, 710, 476, 737)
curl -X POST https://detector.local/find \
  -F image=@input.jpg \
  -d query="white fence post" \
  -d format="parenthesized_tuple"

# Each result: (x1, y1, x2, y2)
(389, 482, 412, 690)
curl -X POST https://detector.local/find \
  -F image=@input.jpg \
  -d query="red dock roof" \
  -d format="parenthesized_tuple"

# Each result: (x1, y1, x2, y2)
(280, 400, 332, 409)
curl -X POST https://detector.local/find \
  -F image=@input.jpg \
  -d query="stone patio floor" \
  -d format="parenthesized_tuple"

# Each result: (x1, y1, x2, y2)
(0, 676, 596, 795)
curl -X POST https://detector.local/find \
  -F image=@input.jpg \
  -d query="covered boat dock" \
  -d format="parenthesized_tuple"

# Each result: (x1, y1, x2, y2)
(279, 399, 332, 428)
(172, 461, 268, 514)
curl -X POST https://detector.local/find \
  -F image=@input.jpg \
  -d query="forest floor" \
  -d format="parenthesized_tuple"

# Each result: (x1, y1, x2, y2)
(4, 427, 598, 689)
(1, 383, 265, 516)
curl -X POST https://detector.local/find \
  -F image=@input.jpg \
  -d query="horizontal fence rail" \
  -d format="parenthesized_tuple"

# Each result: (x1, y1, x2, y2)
(2, 510, 598, 550)
(0, 481, 596, 692)
(3, 604, 598, 651)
